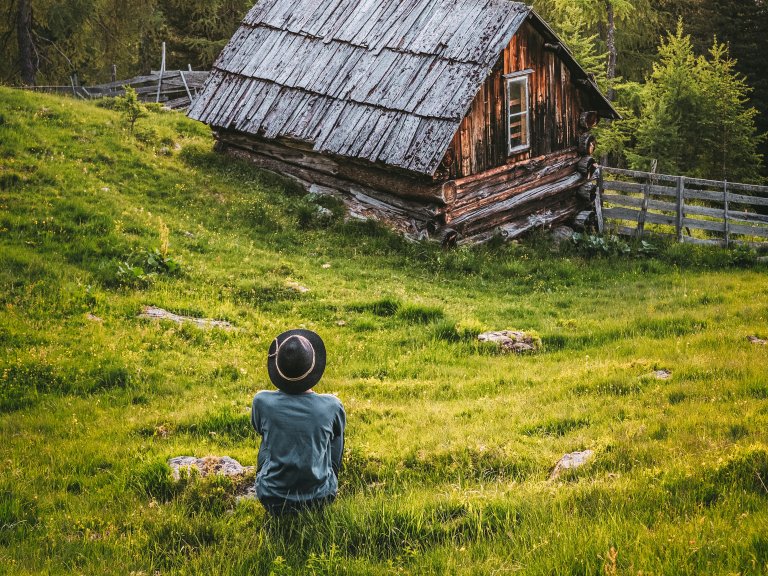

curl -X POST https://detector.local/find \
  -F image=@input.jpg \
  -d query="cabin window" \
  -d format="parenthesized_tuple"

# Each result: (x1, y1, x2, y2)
(506, 73, 530, 154)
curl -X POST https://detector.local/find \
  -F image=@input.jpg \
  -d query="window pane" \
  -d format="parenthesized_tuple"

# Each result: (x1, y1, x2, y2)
(509, 115, 528, 150)
(507, 80, 524, 115)
(507, 76, 529, 152)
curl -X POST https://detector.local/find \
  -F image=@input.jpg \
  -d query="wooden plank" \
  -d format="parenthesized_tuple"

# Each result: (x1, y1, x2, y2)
(636, 174, 653, 239)
(378, 115, 421, 166)
(726, 191, 768, 208)
(602, 179, 677, 198)
(728, 210, 768, 225)
(683, 175, 768, 195)
(682, 217, 725, 234)
(449, 156, 580, 216)
(676, 177, 685, 242)
(681, 235, 725, 246)
(616, 225, 677, 242)
(602, 166, 679, 183)
(602, 194, 677, 213)
(449, 172, 581, 229)
(723, 181, 730, 248)
(727, 222, 768, 239)
(595, 167, 604, 234)
(603, 207, 675, 226)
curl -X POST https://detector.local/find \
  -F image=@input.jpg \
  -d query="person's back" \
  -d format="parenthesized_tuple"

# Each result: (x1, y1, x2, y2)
(251, 390, 345, 506)
(250, 329, 345, 515)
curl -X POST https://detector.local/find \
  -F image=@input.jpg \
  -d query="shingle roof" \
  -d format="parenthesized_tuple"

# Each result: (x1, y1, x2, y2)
(189, 0, 613, 176)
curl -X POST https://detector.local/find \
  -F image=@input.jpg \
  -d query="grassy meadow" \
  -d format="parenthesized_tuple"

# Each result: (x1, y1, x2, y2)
(1, 86, 768, 575)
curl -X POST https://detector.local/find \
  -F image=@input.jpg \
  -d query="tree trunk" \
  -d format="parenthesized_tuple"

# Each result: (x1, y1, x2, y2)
(16, 0, 36, 85)
(605, 0, 616, 102)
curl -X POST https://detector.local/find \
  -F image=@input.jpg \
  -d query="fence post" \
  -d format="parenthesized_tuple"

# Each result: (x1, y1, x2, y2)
(595, 166, 605, 234)
(155, 41, 166, 104)
(111, 64, 117, 84)
(675, 176, 685, 242)
(723, 179, 730, 248)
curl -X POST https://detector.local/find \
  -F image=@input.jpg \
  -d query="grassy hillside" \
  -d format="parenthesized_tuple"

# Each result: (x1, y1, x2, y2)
(1, 87, 767, 575)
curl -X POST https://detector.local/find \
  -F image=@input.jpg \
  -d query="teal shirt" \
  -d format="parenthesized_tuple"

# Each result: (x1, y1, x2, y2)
(251, 390, 346, 502)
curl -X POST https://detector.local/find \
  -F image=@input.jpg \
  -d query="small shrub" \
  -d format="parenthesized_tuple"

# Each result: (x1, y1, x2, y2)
(114, 86, 146, 134)
(293, 193, 344, 229)
(571, 233, 631, 257)
(114, 247, 181, 287)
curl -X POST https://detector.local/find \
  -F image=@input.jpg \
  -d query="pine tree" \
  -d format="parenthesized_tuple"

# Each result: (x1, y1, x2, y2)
(629, 21, 764, 182)
(696, 39, 764, 182)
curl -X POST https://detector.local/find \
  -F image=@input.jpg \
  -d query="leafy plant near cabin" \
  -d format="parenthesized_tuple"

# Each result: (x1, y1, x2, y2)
(115, 86, 146, 134)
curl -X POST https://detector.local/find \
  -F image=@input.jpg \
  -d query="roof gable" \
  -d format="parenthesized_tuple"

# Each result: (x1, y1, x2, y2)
(189, 0, 613, 175)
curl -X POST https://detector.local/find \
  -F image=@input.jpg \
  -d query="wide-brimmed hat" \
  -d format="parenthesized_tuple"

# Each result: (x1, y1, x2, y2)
(267, 329, 326, 394)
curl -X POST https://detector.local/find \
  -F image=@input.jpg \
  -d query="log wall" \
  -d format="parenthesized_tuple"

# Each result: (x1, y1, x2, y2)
(439, 20, 582, 180)
(217, 131, 588, 244)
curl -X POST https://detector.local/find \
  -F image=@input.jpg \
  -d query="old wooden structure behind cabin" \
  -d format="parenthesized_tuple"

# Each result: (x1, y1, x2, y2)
(189, 0, 618, 243)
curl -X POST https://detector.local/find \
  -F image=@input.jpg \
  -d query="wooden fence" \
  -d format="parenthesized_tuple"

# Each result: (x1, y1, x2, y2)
(597, 166, 768, 247)
(26, 43, 208, 109)
(27, 69, 209, 110)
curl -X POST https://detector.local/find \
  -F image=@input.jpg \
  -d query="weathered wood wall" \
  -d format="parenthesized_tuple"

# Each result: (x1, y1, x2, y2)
(440, 20, 582, 180)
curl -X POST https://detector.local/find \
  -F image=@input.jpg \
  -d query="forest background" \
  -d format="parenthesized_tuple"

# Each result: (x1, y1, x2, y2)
(2, 0, 767, 181)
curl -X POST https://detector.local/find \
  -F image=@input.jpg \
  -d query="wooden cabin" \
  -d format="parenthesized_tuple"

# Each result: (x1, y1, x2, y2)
(188, 0, 619, 244)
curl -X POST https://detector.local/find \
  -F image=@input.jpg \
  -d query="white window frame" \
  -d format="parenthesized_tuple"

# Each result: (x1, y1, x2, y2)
(504, 70, 533, 155)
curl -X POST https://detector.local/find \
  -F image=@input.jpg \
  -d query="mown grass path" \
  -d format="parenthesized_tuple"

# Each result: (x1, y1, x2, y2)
(1, 87, 767, 575)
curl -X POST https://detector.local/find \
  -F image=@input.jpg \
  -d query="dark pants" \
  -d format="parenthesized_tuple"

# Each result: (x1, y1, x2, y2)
(259, 495, 335, 516)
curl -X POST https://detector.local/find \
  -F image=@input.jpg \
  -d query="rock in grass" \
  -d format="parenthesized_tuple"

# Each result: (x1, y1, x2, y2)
(748, 335, 766, 345)
(478, 330, 541, 353)
(138, 306, 235, 330)
(551, 225, 575, 244)
(653, 369, 672, 380)
(168, 456, 257, 500)
(549, 450, 594, 480)
(168, 455, 254, 480)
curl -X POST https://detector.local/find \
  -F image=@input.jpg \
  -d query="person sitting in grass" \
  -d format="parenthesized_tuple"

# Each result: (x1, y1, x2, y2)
(251, 329, 346, 515)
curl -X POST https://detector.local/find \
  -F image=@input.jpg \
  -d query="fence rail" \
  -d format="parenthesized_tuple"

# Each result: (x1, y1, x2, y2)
(27, 70, 209, 110)
(597, 166, 768, 247)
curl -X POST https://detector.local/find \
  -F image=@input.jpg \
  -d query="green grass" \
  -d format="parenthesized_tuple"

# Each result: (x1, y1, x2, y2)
(1, 87, 768, 575)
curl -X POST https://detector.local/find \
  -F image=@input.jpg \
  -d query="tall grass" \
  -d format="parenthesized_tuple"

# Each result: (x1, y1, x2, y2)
(1, 87, 767, 575)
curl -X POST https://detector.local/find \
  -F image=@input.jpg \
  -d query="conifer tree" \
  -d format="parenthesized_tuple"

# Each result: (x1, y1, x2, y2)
(629, 21, 764, 182)
(696, 40, 764, 182)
